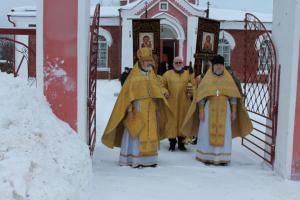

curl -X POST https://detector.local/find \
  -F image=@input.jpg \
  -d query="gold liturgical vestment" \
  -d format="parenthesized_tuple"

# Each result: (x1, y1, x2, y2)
(181, 68, 253, 143)
(102, 64, 172, 155)
(161, 70, 195, 138)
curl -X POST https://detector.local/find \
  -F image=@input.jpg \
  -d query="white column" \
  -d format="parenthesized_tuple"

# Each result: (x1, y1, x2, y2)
(178, 39, 184, 58)
(36, 0, 44, 95)
(77, 0, 90, 142)
(273, 0, 300, 179)
(121, 18, 133, 72)
(186, 16, 198, 66)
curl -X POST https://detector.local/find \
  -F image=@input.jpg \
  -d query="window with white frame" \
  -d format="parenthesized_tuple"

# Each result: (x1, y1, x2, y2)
(218, 39, 231, 66)
(258, 40, 271, 74)
(159, 2, 168, 11)
(97, 35, 108, 69)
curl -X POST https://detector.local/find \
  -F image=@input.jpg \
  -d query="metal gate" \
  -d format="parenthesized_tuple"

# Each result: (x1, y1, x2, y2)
(0, 28, 36, 80)
(242, 13, 280, 166)
(88, 4, 100, 156)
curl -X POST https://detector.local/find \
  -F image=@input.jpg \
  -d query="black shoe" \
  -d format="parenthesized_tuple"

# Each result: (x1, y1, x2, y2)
(178, 144, 187, 151)
(178, 137, 187, 151)
(219, 163, 229, 166)
(204, 161, 212, 166)
(169, 138, 177, 152)
(192, 137, 198, 145)
(169, 145, 176, 151)
(149, 164, 157, 168)
(133, 165, 144, 169)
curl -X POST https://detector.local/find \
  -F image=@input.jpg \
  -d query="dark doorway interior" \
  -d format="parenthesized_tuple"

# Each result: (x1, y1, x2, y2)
(163, 40, 176, 69)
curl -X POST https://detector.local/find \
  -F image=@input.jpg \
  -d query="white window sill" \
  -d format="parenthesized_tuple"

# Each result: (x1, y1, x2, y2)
(97, 67, 110, 72)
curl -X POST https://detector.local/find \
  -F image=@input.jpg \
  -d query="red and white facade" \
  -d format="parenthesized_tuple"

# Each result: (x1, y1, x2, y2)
(8, 0, 272, 80)
(96, 0, 272, 80)
(5, 0, 300, 182)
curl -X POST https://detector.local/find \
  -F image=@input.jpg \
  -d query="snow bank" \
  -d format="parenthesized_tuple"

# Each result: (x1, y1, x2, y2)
(0, 73, 92, 200)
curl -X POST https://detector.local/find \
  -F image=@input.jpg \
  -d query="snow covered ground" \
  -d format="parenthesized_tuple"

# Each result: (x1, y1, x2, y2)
(93, 80, 300, 200)
(0, 73, 92, 200)
(1, 75, 299, 200)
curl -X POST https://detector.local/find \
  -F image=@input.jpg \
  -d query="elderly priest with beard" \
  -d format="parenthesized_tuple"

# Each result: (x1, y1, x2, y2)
(102, 47, 171, 168)
(181, 55, 253, 166)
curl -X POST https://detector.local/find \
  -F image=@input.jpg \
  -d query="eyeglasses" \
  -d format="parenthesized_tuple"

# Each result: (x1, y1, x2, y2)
(175, 62, 183, 64)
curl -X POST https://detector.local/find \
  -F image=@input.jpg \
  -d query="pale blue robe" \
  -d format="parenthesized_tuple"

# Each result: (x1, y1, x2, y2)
(119, 70, 158, 167)
(196, 98, 236, 164)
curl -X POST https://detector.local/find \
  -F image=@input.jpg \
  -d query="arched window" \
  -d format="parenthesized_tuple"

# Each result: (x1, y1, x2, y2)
(98, 35, 108, 69)
(218, 39, 231, 66)
(258, 40, 271, 74)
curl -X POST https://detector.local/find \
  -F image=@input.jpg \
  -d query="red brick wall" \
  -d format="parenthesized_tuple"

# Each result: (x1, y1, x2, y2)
(226, 30, 263, 82)
(292, 40, 300, 181)
(97, 26, 122, 79)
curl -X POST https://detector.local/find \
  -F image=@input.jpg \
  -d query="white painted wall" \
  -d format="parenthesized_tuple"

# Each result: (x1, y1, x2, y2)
(187, 16, 198, 65)
(0, 0, 37, 27)
(78, 0, 90, 142)
(36, 0, 43, 95)
(121, 18, 134, 71)
(272, 0, 300, 179)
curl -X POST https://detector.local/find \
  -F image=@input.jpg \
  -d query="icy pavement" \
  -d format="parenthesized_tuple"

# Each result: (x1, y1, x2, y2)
(93, 80, 300, 200)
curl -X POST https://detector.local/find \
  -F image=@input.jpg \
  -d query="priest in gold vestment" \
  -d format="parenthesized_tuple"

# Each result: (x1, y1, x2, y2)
(101, 48, 171, 168)
(161, 56, 195, 151)
(181, 55, 253, 165)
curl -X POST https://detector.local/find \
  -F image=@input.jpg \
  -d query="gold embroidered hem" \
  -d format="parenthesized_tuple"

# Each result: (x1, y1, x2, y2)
(196, 157, 231, 165)
(196, 150, 231, 157)
(120, 152, 158, 158)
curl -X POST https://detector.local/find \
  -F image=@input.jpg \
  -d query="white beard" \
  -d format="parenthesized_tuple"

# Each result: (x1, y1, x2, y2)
(174, 66, 183, 71)
(142, 64, 153, 72)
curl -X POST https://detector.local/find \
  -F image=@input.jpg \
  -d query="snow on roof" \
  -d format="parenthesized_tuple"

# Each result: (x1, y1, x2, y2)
(208, 7, 272, 22)
(9, 4, 138, 18)
(90, 0, 142, 17)
(190, 4, 272, 22)
(8, 3, 273, 22)
(7, 6, 37, 17)
(90, 6, 120, 17)
(120, 0, 143, 10)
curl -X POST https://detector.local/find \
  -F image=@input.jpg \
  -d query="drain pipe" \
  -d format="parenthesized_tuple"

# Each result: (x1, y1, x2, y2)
(7, 14, 16, 27)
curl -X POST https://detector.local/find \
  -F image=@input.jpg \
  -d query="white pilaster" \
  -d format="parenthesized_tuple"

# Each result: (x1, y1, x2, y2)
(121, 18, 133, 71)
(77, 0, 90, 142)
(273, 0, 300, 179)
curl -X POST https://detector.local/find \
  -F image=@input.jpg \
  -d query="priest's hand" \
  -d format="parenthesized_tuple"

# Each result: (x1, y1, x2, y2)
(127, 111, 134, 121)
(199, 111, 205, 121)
(164, 91, 170, 99)
(231, 112, 237, 121)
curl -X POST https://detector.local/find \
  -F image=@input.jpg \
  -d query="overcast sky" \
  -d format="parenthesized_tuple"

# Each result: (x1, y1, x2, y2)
(199, 0, 273, 13)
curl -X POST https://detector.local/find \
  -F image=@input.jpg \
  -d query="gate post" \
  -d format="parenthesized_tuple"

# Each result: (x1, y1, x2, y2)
(38, 0, 90, 142)
(273, 0, 300, 180)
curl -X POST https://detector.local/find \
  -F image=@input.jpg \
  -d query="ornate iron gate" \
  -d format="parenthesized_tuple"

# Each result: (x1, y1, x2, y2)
(88, 4, 100, 156)
(242, 13, 280, 166)
(0, 28, 36, 79)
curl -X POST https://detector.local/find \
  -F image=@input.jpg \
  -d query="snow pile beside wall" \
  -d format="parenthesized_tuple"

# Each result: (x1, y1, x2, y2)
(0, 73, 92, 200)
